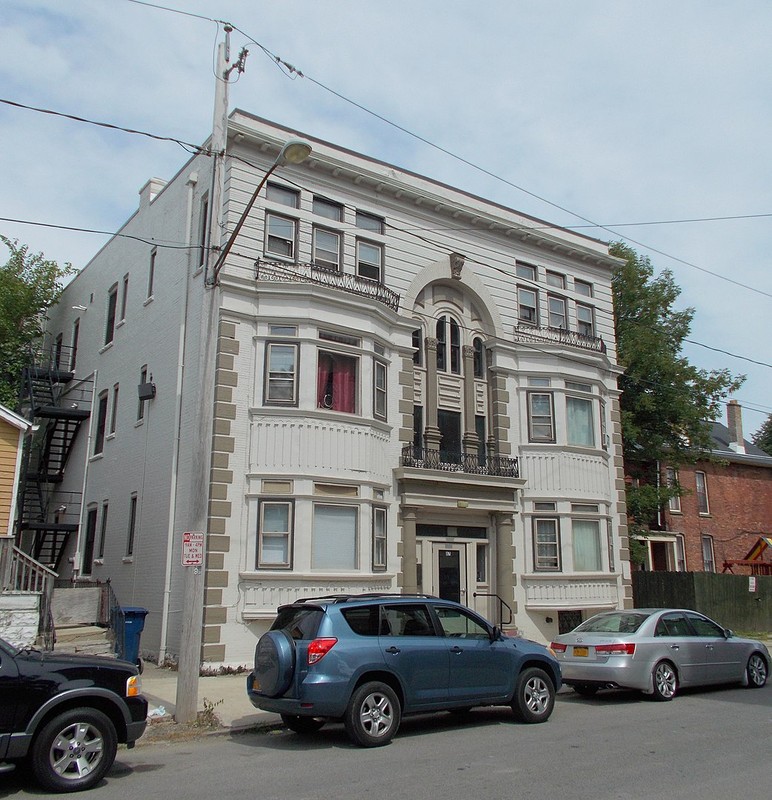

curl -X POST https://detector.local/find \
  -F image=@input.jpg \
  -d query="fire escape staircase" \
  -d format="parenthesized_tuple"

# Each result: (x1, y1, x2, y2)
(16, 349, 92, 572)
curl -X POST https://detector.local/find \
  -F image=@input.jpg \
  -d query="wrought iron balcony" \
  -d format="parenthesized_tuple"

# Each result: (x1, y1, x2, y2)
(255, 259, 401, 311)
(401, 446, 519, 478)
(513, 324, 606, 353)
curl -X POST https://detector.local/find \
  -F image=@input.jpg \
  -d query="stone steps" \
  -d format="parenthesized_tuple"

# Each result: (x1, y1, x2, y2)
(53, 624, 116, 657)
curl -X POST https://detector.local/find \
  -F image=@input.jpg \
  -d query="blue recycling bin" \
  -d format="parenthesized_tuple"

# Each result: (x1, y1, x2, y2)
(121, 607, 148, 668)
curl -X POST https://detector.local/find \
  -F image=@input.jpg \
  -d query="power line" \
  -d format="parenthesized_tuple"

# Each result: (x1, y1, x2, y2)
(239, 38, 772, 301)
(0, 216, 200, 251)
(0, 98, 212, 155)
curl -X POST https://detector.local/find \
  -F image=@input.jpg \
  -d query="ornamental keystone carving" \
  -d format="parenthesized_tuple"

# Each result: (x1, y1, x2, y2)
(450, 252, 465, 279)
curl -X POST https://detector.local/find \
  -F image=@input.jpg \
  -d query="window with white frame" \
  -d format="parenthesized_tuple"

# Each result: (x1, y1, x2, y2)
(695, 471, 709, 514)
(355, 211, 383, 234)
(473, 337, 484, 378)
(265, 213, 297, 259)
(313, 227, 341, 271)
(577, 303, 594, 336)
(147, 249, 156, 299)
(94, 391, 108, 455)
(533, 518, 561, 571)
(516, 262, 536, 281)
(71, 318, 80, 370)
(109, 383, 119, 436)
(666, 467, 681, 512)
(313, 504, 358, 569)
(574, 279, 593, 297)
(120, 274, 129, 321)
(372, 506, 387, 570)
(317, 350, 358, 413)
(373, 360, 387, 420)
(257, 500, 294, 568)
(98, 501, 109, 559)
(701, 534, 715, 572)
(412, 328, 423, 366)
(546, 270, 565, 289)
(436, 316, 461, 373)
(313, 196, 343, 221)
(105, 285, 118, 345)
(675, 534, 686, 571)
(356, 240, 383, 282)
(528, 392, 555, 442)
(548, 295, 567, 329)
(137, 365, 148, 421)
(265, 342, 298, 405)
(126, 494, 137, 556)
(197, 193, 209, 269)
(517, 287, 538, 325)
(266, 183, 299, 208)
(573, 519, 602, 571)
(566, 395, 595, 447)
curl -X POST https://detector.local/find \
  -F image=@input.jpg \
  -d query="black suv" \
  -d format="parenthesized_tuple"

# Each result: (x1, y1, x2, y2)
(0, 635, 148, 792)
(247, 594, 561, 746)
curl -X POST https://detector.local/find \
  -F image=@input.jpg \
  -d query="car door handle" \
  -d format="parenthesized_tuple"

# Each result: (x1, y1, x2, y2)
(705, 645, 714, 651)
(385, 646, 401, 654)
(670, 645, 680, 650)
(450, 646, 464, 655)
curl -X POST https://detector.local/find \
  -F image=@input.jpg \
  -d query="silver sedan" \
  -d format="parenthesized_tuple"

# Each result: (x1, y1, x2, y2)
(550, 608, 769, 700)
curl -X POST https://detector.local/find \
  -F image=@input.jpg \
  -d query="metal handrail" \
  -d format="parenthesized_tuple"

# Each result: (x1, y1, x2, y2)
(473, 591, 513, 627)
(513, 324, 606, 353)
(401, 446, 519, 478)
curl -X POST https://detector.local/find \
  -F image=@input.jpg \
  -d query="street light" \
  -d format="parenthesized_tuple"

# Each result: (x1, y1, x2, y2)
(207, 137, 312, 285)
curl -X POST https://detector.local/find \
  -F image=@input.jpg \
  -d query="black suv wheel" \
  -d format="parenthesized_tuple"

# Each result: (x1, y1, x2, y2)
(511, 667, 555, 723)
(30, 708, 118, 793)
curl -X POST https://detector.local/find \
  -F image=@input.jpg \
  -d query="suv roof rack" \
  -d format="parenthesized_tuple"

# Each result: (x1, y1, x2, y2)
(296, 592, 438, 605)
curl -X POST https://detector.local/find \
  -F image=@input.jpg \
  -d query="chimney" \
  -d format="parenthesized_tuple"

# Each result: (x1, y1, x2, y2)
(727, 399, 745, 454)
(138, 177, 167, 209)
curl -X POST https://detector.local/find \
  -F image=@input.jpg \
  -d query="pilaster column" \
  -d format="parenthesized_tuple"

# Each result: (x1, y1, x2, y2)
(401, 507, 418, 594)
(423, 337, 441, 450)
(495, 511, 517, 631)
(461, 344, 479, 454)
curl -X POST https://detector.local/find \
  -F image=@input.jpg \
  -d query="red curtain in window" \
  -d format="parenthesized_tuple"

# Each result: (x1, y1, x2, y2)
(317, 353, 356, 412)
(332, 356, 356, 413)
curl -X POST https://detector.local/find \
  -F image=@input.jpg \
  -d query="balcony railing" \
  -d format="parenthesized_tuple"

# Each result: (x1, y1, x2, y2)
(401, 446, 519, 478)
(255, 259, 401, 311)
(513, 324, 606, 353)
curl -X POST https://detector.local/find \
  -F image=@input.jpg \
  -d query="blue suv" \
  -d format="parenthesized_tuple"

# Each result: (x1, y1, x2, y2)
(246, 594, 561, 746)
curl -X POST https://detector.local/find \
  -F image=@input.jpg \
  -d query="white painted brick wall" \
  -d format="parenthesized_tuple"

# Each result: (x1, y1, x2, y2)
(0, 592, 40, 648)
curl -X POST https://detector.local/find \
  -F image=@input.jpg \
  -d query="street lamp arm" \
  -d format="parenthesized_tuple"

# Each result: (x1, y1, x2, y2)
(207, 138, 312, 287)
(208, 164, 278, 286)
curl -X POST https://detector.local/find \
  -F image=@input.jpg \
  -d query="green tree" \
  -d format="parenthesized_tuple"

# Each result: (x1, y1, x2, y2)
(610, 242, 744, 549)
(0, 236, 76, 408)
(752, 414, 772, 456)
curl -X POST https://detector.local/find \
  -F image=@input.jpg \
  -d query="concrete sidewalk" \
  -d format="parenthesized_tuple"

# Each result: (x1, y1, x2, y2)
(139, 662, 281, 736)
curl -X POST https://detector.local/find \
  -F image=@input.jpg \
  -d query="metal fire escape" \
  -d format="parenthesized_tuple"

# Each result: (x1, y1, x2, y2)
(15, 344, 93, 571)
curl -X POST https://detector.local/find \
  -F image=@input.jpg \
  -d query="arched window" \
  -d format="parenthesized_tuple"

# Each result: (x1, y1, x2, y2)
(436, 316, 461, 374)
(412, 328, 423, 366)
(473, 337, 484, 378)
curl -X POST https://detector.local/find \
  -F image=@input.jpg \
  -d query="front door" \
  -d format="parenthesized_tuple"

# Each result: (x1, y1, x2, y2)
(433, 543, 466, 604)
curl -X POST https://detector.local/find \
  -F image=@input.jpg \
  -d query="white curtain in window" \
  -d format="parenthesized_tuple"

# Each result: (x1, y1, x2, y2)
(567, 397, 594, 446)
(573, 520, 601, 571)
(313, 505, 357, 569)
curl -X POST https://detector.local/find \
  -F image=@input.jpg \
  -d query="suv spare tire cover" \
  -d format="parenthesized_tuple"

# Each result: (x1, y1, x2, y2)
(255, 630, 296, 697)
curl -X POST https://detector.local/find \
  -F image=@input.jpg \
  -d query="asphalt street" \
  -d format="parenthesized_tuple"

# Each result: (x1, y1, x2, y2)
(3, 682, 770, 799)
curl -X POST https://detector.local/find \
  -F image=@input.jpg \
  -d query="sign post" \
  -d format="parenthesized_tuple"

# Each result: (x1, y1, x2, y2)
(176, 531, 206, 724)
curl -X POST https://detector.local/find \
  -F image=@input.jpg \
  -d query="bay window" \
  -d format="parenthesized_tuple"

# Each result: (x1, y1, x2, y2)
(567, 396, 595, 447)
(265, 343, 298, 405)
(313, 504, 358, 569)
(573, 519, 602, 571)
(257, 500, 293, 568)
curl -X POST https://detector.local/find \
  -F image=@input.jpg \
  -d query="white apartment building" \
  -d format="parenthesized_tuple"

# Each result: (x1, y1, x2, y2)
(39, 112, 631, 665)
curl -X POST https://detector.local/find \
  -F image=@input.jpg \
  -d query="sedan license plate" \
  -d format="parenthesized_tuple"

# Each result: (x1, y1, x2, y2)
(573, 646, 589, 657)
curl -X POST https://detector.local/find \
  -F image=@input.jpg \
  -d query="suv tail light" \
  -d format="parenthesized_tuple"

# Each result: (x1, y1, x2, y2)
(307, 637, 338, 665)
(595, 643, 636, 656)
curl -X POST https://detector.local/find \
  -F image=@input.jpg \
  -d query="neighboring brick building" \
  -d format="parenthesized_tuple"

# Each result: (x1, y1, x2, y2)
(638, 400, 772, 574)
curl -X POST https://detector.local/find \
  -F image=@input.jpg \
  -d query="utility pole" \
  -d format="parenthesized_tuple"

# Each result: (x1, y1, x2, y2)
(175, 25, 235, 724)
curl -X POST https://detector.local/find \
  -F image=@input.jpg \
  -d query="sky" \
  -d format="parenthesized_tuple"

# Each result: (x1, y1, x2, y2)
(1, 0, 770, 437)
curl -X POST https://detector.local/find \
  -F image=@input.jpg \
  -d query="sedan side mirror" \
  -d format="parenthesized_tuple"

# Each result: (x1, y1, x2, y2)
(724, 628, 734, 639)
